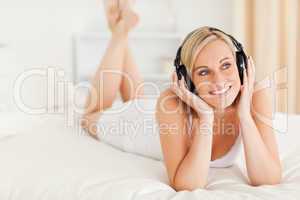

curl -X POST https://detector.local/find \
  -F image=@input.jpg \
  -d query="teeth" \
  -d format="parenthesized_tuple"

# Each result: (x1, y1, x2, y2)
(211, 86, 231, 95)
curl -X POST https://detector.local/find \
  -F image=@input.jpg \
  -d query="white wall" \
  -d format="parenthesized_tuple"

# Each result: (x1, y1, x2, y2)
(0, 0, 101, 77)
(0, 0, 234, 110)
(0, 0, 233, 75)
(173, 0, 233, 34)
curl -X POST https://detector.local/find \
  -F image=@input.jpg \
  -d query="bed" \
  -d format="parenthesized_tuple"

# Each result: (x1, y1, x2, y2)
(0, 104, 300, 199)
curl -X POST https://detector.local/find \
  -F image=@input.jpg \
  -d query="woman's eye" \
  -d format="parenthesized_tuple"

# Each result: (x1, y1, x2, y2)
(198, 69, 209, 76)
(221, 62, 231, 69)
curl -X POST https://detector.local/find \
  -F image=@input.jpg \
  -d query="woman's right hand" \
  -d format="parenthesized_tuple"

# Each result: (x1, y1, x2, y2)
(170, 71, 214, 121)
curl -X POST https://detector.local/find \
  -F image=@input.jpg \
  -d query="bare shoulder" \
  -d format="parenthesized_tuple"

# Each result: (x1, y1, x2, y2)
(155, 88, 185, 116)
(155, 88, 186, 133)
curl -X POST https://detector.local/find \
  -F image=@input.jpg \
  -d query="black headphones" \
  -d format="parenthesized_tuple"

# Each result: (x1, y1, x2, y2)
(174, 27, 248, 95)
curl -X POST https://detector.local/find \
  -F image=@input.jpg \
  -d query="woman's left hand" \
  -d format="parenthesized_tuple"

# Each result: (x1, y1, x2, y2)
(236, 56, 256, 120)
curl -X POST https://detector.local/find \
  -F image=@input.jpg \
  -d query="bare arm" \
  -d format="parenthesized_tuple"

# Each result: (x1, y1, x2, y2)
(236, 57, 282, 186)
(241, 87, 282, 186)
(240, 114, 282, 186)
(156, 90, 214, 191)
(173, 117, 214, 190)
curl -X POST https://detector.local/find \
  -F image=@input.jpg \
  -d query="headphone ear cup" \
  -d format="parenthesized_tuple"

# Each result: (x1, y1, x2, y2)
(175, 65, 182, 80)
(178, 65, 196, 93)
(236, 51, 246, 85)
(179, 65, 187, 79)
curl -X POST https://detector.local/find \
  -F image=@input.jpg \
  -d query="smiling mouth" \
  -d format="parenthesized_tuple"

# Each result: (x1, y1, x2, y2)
(209, 86, 232, 95)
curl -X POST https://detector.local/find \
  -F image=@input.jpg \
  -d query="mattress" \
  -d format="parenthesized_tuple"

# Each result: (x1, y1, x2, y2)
(0, 111, 299, 199)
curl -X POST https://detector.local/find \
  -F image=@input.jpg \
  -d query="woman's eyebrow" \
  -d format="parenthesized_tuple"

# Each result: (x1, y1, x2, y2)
(219, 57, 230, 63)
(193, 57, 231, 71)
(193, 66, 208, 71)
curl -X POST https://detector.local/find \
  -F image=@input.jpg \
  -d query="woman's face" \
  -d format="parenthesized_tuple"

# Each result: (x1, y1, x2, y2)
(191, 39, 241, 109)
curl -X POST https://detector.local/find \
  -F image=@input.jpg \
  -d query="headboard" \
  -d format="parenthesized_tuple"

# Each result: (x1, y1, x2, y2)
(72, 32, 182, 97)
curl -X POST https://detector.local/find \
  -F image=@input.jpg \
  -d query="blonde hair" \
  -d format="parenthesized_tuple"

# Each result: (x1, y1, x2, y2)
(180, 26, 236, 77)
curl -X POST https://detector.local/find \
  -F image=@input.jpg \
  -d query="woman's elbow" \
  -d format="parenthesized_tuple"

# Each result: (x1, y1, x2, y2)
(249, 170, 282, 186)
(172, 177, 208, 191)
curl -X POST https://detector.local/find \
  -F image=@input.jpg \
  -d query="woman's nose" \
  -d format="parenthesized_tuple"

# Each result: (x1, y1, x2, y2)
(212, 72, 225, 84)
(210, 73, 230, 89)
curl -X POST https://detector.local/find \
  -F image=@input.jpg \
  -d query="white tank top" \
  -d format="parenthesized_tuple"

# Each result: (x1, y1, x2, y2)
(187, 113, 242, 168)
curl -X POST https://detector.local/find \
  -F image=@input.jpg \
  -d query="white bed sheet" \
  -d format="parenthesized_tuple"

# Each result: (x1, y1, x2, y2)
(0, 111, 299, 199)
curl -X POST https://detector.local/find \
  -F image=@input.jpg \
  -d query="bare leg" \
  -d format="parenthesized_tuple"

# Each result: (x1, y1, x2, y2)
(120, 42, 145, 102)
(81, 35, 128, 137)
(81, 0, 139, 138)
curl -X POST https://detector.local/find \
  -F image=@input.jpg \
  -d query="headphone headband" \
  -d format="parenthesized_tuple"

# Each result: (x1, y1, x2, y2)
(208, 27, 243, 51)
(175, 27, 244, 67)
(174, 46, 182, 68)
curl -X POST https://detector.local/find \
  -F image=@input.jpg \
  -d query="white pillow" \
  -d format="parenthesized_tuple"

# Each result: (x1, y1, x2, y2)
(272, 112, 300, 158)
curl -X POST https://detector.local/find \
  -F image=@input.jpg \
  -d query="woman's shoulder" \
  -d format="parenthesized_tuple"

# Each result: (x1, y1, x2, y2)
(156, 88, 186, 113)
(158, 88, 176, 99)
(155, 88, 188, 120)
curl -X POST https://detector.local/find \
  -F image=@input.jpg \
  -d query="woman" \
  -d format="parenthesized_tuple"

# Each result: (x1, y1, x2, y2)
(81, 0, 282, 191)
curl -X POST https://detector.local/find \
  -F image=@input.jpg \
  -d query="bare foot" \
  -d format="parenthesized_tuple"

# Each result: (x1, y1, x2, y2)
(103, 0, 139, 35)
(118, 7, 139, 34)
(119, 0, 136, 11)
(103, 0, 121, 32)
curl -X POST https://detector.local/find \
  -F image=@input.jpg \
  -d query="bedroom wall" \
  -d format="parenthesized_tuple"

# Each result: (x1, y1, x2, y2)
(0, 0, 234, 111)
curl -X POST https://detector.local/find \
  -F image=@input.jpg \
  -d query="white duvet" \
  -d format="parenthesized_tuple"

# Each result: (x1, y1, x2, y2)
(0, 111, 300, 199)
